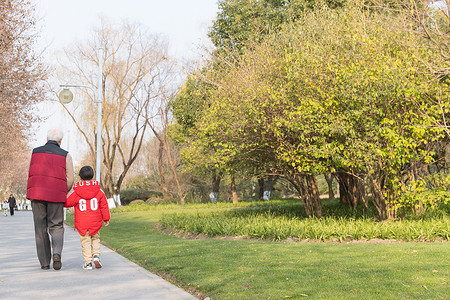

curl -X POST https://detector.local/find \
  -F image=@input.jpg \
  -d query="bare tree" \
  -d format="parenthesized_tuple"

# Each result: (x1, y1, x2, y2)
(146, 87, 187, 204)
(57, 19, 175, 202)
(0, 0, 46, 197)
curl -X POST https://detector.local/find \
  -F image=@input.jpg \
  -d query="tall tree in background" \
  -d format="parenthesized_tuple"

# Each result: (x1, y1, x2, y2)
(58, 19, 174, 201)
(0, 0, 46, 197)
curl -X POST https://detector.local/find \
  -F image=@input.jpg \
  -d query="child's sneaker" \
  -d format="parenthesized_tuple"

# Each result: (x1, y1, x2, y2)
(93, 256, 102, 269)
(82, 262, 94, 270)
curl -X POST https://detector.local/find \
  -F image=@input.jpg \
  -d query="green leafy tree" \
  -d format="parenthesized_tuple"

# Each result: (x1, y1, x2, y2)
(209, 0, 346, 52)
(194, 2, 444, 219)
(171, 73, 227, 201)
(173, 0, 350, 204)
(368, 1, 450, 140)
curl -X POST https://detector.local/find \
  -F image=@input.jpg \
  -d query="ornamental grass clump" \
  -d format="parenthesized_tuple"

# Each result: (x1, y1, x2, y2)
(159, 203, 449, 241)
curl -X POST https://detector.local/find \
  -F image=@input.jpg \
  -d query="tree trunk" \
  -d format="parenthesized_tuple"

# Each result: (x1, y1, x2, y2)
(113, 186, 121, 206)
(349, 175, 358, 208)
(258, 177, 264, 201)
(357, 173, 368, 210)
(367, 172, 388, 220)
(296, 176, 313, 217)
(161, 125, 184, 205)
(306, 175, 322, 217)
(103, 166, 114, 199)
(290, 174, 322, 218)
(231, 173, 238, 204)
(263, 175, 278, 201)
(446, 143, 450, 167)
(148, 118, 184, 204)
(324, 173, 335, 201)
(210, 170, 222, 202)
(157, 139, 169, 195)
(385, 183, 396, 220)
(336, 172, 364, 209)
(336, 172, 349, 205)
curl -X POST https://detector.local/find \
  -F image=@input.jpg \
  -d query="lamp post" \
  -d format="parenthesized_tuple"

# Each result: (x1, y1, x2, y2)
(58, 48, 104, 183)
(96, 48, 103, 183)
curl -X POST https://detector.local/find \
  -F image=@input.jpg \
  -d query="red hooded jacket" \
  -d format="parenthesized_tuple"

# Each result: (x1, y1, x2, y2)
(65, 180, 110, 236)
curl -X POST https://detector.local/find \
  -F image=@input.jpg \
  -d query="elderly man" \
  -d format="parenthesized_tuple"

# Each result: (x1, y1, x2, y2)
(27, 128, 74, 270)
(7, 194, 16, 216)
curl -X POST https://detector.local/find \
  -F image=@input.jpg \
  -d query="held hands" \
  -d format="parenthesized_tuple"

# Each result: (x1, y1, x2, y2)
(104, 220, 110, 227)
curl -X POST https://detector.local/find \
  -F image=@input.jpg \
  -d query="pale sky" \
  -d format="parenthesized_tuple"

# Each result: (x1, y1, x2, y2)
(31, 0, 219, 162)
(35, 0, 219, 59)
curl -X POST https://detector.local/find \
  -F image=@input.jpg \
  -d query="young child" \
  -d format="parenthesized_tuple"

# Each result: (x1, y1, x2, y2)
(65, 166, 110, 270)
(3, 201, 9, 216)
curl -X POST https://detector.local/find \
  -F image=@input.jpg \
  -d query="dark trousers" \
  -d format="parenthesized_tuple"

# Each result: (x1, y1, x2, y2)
(31, 200, 64, 267)
(9, 206, 14, 216)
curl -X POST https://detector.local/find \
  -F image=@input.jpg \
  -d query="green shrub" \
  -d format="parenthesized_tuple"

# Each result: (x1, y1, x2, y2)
(120, 188, 163, 205)
(395, 174, 450, 215)
(130, 199, 145, 205)
(145, 197, 178, 205)
(182, 191, 208, 203)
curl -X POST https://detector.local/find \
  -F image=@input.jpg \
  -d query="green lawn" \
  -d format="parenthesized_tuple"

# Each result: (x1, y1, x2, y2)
(67, 203, 450, 300)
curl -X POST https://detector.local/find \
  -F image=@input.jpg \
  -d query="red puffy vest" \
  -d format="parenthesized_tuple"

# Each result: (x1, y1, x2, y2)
(27, 140, 68, 203)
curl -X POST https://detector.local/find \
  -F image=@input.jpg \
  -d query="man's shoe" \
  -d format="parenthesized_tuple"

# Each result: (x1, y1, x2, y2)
(53, 254, 62, 270)
(82, 262, 94, 270)
(41, 265, 50, 270)
(92, 255, 102, 269)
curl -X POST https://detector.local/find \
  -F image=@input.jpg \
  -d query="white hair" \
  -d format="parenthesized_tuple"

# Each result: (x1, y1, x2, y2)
(47, 128, 64, 142)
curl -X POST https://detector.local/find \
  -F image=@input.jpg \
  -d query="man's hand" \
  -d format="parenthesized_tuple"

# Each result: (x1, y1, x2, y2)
(104, 220, 109, 226)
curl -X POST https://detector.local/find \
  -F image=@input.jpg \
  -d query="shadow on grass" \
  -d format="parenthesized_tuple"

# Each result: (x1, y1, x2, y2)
(226, 198, 450, 221)
(227, 198, 379, 220)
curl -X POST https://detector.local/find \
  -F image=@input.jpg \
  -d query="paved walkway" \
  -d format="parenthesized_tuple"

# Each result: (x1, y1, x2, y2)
(0, 211, 197, 300)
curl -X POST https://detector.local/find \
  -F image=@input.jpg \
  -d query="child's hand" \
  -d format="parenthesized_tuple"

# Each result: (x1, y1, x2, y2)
(104, 220, 109, 226)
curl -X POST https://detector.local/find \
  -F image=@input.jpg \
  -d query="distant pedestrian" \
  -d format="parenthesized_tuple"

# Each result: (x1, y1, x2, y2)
(65, 166, 110, 270)
(27, 128, 74, 270)
(3, 201, 9, 216)
(8, 194, 16, 216)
